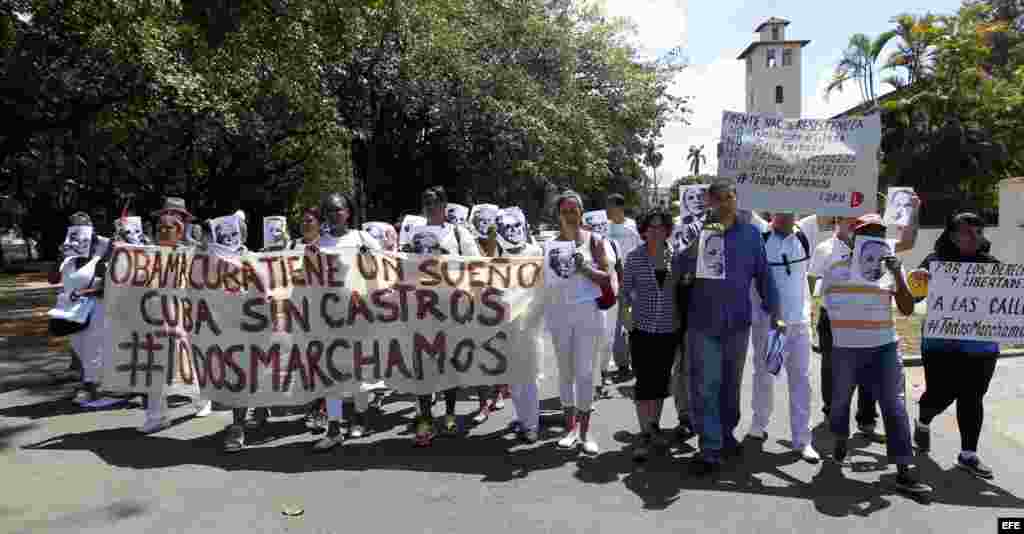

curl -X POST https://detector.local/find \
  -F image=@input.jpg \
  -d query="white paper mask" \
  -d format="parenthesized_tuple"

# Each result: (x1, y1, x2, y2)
(583, 210, 609, 236)
(497, 207, 528, 248)
(263, 216, 289, 249)
(211, 214, 244, 251)
(114, 216, 145, 245)
(469, 204, 500, 238)
(445, 204, 469, 226)
(62, 225, 93, 258)
(399, 215, 428, 245)
(409, 225, 445, 255)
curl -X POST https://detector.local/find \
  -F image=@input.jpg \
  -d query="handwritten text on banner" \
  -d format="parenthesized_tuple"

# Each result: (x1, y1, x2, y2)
(925, 261, 1024, 343)
(101, 246, 546, 405)
(717, 111, 881, 215)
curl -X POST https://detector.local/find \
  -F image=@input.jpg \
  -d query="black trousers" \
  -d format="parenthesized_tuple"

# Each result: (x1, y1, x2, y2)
(918, 349, 997, 452)
(818, 307, 878, 426)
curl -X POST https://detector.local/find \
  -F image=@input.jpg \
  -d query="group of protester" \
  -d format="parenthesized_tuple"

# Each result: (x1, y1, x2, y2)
(48, 177, 1003, 498)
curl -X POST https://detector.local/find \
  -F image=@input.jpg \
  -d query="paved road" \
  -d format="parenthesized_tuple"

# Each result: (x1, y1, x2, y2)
(2, 331, 1023, 534)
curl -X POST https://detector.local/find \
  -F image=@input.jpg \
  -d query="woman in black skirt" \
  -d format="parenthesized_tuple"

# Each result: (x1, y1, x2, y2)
(621, 209, 681, 461)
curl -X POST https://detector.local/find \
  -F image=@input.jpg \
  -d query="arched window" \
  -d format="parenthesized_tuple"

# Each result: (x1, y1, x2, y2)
(775, 85, 784, 104)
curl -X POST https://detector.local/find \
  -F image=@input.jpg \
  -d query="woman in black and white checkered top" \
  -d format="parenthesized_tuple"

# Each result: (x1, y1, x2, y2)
(622, 208, 683, 461)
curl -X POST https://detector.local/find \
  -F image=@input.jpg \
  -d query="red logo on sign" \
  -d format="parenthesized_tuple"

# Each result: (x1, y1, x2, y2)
(850, 191, 864, 208)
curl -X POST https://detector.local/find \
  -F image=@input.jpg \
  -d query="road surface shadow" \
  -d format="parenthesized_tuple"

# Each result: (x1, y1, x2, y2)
(6, 500, 148, 534)
(0, 423, 37, 451)
(19, 413, 586, 482)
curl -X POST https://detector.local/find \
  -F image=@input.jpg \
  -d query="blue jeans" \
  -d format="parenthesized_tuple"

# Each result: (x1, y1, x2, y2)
(688, 327, 750, 463)
(829, 343, 914, 465)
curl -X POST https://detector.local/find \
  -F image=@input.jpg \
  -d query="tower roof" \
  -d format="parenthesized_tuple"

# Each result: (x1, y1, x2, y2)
(754, 17, 790, 33)
(736, 39, 809, 60)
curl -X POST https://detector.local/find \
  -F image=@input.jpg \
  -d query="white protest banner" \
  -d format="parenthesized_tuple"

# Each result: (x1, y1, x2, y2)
(101, 246, 546, 405)
(925, 262, 1024, 343)
(882, 187, 915, 227)
(717, 111, 881, 215)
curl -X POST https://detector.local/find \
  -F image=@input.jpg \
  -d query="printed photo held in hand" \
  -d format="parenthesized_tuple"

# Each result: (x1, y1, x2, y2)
(445, 204, 469, 226)
(398, 215, 427, 246)
(363, 222, 398, 252)
(582, 210, 609, 236)
(468, 204, 500, 239)
(408, 225, 447, 255)
(850, 236, 896, 285)
(696, 229, 726, 279)
(262, 216, 289, 250)
(544, 240, 577, 286)
(679, 184, 709, 222)
(883, 187, 915, 228)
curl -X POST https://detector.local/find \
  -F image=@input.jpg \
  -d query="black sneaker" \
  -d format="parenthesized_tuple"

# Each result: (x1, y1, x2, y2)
(520, 430, 539, 444)
(223, 424, 245, 453)
(633, 433, 652, 462)
(895, 469, 933, 494)
(957, 455, 994, 479)
(833, 440, 847, 463)
(691, 459, 719, 477)
(675, 421, 695, 442)
(913, 425, 930, 453)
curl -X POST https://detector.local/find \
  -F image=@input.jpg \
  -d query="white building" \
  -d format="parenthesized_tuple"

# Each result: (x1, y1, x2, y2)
(738, 17, 809, 119)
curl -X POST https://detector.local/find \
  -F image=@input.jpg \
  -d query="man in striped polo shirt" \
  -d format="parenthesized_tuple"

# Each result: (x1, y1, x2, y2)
(821, 213, 931, 495)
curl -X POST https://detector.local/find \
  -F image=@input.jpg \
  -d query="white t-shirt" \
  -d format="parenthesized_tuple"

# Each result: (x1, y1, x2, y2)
(546, 233, 614, 307)
(437, 223, 481, 257)
(318, 229, 383, 251)
(750, 215, 818, 325)
(607, 222, 642, 263)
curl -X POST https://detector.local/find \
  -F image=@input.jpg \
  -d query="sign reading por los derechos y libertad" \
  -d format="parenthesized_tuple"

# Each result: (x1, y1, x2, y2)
(717, 111, 882, 216)
(101, 246, 546, 406)
(925, 261, 1024, 344)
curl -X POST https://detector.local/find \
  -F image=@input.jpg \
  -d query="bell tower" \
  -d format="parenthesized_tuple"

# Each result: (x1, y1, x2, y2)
(737, 17, 810, 118)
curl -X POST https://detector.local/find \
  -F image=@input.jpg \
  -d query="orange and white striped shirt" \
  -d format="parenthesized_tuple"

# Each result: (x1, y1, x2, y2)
(821, 254, 904, 348)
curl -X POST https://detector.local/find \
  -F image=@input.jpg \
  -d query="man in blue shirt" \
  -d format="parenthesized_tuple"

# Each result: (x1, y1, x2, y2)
(676, 178, 782, 474)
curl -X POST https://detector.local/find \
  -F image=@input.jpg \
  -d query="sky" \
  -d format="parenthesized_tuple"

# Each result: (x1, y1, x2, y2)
(595, 0, 964, 187)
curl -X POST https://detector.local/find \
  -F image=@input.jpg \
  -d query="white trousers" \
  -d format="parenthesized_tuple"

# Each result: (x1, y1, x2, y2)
(326, 390, 371, 421)
(71, 301, 106, 384)
(144, 392, 205, 419)
(548, 304, 602, 412)
(750, 322, 813, 448)
(510, 382, 540, 431)
(596, 303, 618, 375)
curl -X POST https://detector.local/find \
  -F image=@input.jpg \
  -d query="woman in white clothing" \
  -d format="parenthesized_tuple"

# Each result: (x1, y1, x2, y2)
(497, 207, 544, 443)
(545, 191, 613, 455)
(307, 192, 383, 452)
(49, 212, 111, 405)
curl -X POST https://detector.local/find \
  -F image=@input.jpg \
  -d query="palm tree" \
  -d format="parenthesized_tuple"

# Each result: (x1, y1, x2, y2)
(642, 139, 664, 210)
(686, 145, 706, 176)
(825, 31, 898, 108)
(880, 13, 938, 90)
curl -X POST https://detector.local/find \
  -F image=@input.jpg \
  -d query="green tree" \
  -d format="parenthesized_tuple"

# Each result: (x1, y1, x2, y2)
(825, 31, 899, 107)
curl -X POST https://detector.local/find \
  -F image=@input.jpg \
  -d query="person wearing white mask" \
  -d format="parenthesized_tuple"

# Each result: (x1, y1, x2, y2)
(48, 212, 111, 406)
(496, 207, 544, 443)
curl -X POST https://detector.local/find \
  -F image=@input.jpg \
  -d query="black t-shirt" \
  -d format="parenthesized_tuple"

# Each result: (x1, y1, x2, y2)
(655, 269, 667, 288)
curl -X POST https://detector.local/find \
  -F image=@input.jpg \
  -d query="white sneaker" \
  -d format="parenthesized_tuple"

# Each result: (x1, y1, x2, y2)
(581, 438, 599, 455)
(313, 432, 344, 452)
(139, 416, 172, 434)
(746, 429, 767, 441)
(797, 444, 821, 463)
(194, 400, 213, 418)
(557, 429, 580, 449)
